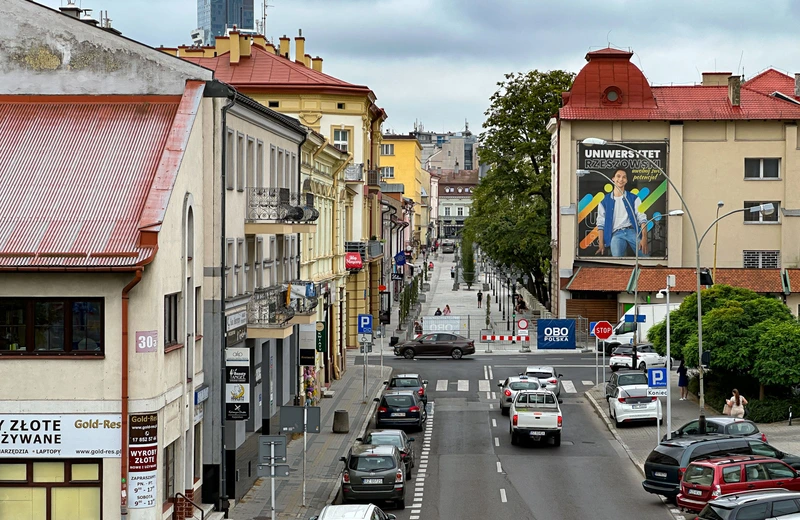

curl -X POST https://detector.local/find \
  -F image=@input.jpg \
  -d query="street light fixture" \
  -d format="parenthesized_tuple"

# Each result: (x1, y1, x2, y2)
(581, 137, 775, 432)
(656, 274, 676, 440)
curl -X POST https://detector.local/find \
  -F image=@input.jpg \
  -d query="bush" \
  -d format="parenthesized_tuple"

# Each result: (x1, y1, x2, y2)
(747, 398, 798, 423)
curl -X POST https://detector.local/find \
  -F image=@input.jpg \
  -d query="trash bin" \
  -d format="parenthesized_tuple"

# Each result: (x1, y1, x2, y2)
(333, 409, 349, 433)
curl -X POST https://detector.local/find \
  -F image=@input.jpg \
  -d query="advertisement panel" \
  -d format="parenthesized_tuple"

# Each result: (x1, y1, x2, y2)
(537, 319, 576, 350)
(128, 413, 157, 509)
(577, 142, 669, 258)
(226, 347, 251, 420)
(0, 414, 121, 458)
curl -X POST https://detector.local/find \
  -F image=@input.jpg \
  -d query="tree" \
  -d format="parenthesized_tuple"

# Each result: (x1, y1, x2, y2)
(466, 69, 574, 307)
(752, 320, 800, 393)
(461, 234, 475, 289)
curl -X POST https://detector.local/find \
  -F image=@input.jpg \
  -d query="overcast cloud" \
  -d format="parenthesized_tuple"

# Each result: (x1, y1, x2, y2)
(35, 0, 800, 134)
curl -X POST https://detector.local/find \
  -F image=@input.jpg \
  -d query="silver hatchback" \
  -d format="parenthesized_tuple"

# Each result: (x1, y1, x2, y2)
(497, 376, 541, 415)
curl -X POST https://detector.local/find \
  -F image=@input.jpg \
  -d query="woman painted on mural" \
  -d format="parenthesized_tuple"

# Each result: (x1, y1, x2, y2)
(595, 169, 649, 257)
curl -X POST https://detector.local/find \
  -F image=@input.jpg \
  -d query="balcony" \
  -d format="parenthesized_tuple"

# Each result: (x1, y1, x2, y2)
(245, 188, 317, 235)
(368, 240, 383, 259)
(344, 164, 363, 182)
(288, 281, 320, 325)
(367, 169, 380, 187)
(247, 285, 295, 339)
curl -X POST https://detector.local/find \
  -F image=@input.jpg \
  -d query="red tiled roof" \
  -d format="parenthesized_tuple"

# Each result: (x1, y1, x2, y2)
(787, 269, 800, 292)
(715, 268, 784, 293)
(636, 268, 698, 292)
(566, 266, 632, 291)
(182, 46, 373, 96)
(0, 83, 204, 269)
(743, 68, 798, 98)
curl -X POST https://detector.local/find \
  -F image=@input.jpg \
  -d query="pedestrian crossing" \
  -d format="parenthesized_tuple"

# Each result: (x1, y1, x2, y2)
(430, 378, 583, 394)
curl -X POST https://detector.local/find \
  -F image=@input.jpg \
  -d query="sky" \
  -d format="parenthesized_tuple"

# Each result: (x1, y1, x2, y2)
(35, 0, 800, 135)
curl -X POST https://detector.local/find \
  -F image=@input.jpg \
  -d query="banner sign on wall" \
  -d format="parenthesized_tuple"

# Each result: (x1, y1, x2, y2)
(537, 319, 577, 350)
(0, 414, 121, 458)
(226, 347, 251, 421)
(577, 142, 669, 258)
(315, 321, 327, 353)
(128, 413, 158, 509)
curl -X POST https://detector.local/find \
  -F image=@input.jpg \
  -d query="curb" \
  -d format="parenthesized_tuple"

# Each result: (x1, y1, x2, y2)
(585, 390, 647, 477)
(325, 366, 393, 506)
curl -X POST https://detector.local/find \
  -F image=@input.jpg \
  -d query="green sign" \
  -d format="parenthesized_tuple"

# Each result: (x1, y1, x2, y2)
(315, 321, 327, 353)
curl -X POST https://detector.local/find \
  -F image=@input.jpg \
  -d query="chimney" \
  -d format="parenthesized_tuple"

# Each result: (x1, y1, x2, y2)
(795, 74, 800, 97)
(265, 42, 277, 55)
(252, 34, 266, 50)
(311, 56, 323, 72)
(701, 71, 731, 86)
(239, 34, 251, 58)
(304, 53, 312, 67)
(215, 36, 230, 56)
(59, 0, 81, 19)
(294, 34, 305, 66)
(279, 35, 290, 58)
(229, 29, 240, 64)
(728, 75, 741, 106)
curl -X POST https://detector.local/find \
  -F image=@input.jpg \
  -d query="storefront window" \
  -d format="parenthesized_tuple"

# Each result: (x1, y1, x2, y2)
(33, 462, 64, 482)
(0, 464, 26, 481)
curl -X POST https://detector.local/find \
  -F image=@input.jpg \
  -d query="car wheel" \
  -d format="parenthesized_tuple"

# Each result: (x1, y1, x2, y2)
(611, 406, 622, 427)
(403, 349, 415, 359)
(553, 432, 561, 447)
(501, 406, 509, 416)
(511, 430, 518, 446)
(451, 348, 463, 359)
(396, 497, 405, 510)
(639, 362, 647, 371)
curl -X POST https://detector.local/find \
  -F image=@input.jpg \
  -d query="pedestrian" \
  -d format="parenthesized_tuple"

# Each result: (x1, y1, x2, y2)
(477, 290, 483, 308)
(443, 305, 452, 316)
(429, 261, 434, 271)
(726, 389, 748, 418)
(677, 360, 689, 400)
(434, 308, 443, 316)
(414, 321, 423, 335)
(450, 266, 455, 279)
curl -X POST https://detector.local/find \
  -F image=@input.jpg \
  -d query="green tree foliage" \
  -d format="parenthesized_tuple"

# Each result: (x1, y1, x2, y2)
(752, 320, 800, 388)
(465, 69, 574, 307)
(461, 234, 475, 289)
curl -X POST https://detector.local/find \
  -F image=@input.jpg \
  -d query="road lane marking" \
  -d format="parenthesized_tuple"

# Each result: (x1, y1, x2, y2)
(479, 380, 490, 392)
(563, 380, 577, 393)
(489, 404, 493, 410)
(500, 489, 507, 502)
(483, 365, 489, 379)
(494, 437, 499, 446)
(492, 418, 497, 427)
(496, 461, 502, 473)
(491, 391, 496, 400)
(582, 380, 594, 385)
(486, 391, 491, 400)
(458, 380, 469, 391)
(436, 380, 447, 391)
(488, 365, 494, 379)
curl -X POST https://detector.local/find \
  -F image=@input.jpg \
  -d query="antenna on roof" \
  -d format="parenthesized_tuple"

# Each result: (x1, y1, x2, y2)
(737, 51, 744, 78)
(257, 1, 274, 36)
(606, 29, 612, 47)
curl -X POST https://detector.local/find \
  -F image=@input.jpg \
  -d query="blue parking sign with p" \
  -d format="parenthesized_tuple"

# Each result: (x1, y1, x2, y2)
(648, 367, 667, 388)
(357, 314, 373, 334)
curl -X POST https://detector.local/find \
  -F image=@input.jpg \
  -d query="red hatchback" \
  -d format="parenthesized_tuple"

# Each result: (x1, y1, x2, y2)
(677, 456, 800, 512)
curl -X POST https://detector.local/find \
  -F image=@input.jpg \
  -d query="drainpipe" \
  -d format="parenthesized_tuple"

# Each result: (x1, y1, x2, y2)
(121, 267, 143, 520)
(295, 130, 308, 403)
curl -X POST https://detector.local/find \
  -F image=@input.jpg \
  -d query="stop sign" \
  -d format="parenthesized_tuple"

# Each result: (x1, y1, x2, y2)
(593, 321, 613, 340)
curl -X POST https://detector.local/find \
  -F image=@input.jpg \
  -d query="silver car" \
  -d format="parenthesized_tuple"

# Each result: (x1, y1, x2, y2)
(497, 375, 541, 415)
(522, 366, 563, 398)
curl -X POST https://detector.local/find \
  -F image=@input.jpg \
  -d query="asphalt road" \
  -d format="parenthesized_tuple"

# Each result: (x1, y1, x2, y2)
(353, 352, 674, 520)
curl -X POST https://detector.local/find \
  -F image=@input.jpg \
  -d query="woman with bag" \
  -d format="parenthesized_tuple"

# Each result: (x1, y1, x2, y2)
(726, 389, 748, 418)
(677, 360, 689, 400)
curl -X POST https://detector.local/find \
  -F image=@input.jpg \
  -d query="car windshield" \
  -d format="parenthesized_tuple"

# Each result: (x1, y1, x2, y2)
(366, 435, 404, 448)
(515, 393, 557, 408)
(527, 371, 554, 378)
(684, 464, 715, 486)
(392, 379, 420, 387)
(384, 395, 414, 407)
(646, 445, 682, 466)
(727, 422, 757, 435)
(698, 504, 732, 520)
(349, 455, 396, 471)
(614, 347, 633, 355)
(618, 373, 648, 386)
(510, 381, 540, 390)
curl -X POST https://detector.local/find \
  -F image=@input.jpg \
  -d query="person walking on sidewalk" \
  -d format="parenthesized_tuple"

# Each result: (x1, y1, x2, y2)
(477, 290, 483, 308)
(451, 266, 455, 279)
(434, 308, 443, 316)
(726, 389, 748, 418)
(677, 360, 689, 400)
(443, 305, 452, 316)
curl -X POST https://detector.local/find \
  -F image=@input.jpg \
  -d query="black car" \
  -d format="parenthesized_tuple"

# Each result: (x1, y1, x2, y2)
(393, 333, 476, 360)
(385, 374, 428, 405)
(374, 390, 426, 430)
(663, 416, 767, 442)
(642, 435, 800, 500)
(357, 430, 415, 479)
(698, 489, 800, 520)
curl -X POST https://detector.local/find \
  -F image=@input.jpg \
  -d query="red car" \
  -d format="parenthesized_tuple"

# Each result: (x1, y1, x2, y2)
(677, 455, 800, 512)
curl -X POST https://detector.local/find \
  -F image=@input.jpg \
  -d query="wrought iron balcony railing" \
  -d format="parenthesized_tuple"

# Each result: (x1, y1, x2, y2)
(247, 285, 295, 328)
(246, 188, 318, 223)
(287, 281, 319, 315)
(368, 240, 383, 259)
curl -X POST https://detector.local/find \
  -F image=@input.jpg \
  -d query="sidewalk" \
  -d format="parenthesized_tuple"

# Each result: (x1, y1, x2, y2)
(229, 357, 392, 520)
(586, 371, 800, 475)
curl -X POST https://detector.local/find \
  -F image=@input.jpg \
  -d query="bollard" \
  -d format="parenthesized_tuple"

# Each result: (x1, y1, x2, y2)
(332, 410, 349, 433)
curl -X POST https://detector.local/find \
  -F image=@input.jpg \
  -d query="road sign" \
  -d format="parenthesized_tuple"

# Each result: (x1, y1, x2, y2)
(648, 367, 667, 388)
(625, 314, 646, 323)
(280, 406, 321, 434)
(258, 435, 287, 463)
(593, 321, 613, 341)
(358, 333, 372, 344)
(647, 388, 668, 397)
(357, 314, 373, 334)
(517, 318, 529, 330)
(359, 344, 373, 354)
(257, 463, 290, 478)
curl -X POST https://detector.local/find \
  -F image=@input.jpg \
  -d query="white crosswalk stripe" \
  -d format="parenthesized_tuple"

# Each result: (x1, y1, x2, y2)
(582, 380, 594, 386)
(478, 379, 490, 392)
(562, 380, 578, 394)
(457, 380, 469, 391)
(435, 380, 447, 391)
(431, 378, 582, 394)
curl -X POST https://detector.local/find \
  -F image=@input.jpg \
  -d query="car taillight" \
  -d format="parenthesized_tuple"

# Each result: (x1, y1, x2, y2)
(418, 388, 424, 396)
(711, 484, 721, 498)
(761, 433, 768, 442)
(678, 467, 685, 481)
(617, 397, 627, 403)
(548, 378, 558, 384)
(378, 407, 388, 413)
(342, 471, 350, 483)
(557, 415, 563, 427)
(504, 389, 512, 397)
(469, 341, 474, 347)
(651, 397, 658, 402)
(409, 406, 420, 413)
(513, 414, 518, 426)
(395, 471, 403, 483)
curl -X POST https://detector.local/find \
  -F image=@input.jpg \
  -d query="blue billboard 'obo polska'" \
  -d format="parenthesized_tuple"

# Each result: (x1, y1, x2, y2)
(537, 319, 576, 350)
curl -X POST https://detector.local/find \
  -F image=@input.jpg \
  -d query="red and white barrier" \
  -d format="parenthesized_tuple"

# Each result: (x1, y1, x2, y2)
(481, 335, 529, 341)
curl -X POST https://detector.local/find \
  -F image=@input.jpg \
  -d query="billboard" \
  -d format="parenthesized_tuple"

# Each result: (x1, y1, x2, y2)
(577, 142, 669, 258)
(537, 319, 576, 349)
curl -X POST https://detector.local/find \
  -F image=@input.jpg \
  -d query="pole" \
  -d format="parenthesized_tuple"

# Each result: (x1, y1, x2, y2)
(380, 327, 384, 372)
(602, 340, 606, 384)
(713, 205, 721, 281)
(595, 335, 599, 385)
(666, 279, 672, 440)
(270, 442, 276, 519)
(362, 342, 367, 401)
(656, 398, 661, 444)
(302, 406, 307, 506)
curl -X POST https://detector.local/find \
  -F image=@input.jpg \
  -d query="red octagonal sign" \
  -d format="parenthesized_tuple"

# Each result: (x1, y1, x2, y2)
(593, 321, 613, 340)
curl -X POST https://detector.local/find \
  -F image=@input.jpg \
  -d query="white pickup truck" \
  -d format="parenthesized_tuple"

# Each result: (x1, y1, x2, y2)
(509, 390, 562, 447)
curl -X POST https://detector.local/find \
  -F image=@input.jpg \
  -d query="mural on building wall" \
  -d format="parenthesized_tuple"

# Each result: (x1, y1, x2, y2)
(577, 142, 669, 258)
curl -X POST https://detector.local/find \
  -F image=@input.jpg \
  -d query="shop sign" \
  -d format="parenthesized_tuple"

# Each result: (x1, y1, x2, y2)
(0, 414, 121, 458)
(299, 348, 316, 366)
(226, 325, 247, 345)
(129, 413, 158, 509)
(226, 310, 247, 331)
(194, 385, 209, 405)
(345, 252, 363, 270)
(315, 321, 327, 353)
(226, 348, 250, 420)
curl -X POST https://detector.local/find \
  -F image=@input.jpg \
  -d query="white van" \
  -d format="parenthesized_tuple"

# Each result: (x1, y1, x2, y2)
(601, 303, 680, 353)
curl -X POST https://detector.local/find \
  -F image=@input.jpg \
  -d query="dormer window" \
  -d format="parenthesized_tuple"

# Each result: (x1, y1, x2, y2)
(603, 86, 622, 105)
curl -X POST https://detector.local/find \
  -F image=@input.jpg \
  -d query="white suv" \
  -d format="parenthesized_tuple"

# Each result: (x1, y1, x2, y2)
(310, 504, 396, 520)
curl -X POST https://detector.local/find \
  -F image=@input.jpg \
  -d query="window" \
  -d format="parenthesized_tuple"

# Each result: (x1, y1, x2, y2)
(457, 207, 463, 216)
(247, 137, 255, 190)
(246, 237, 255, 294)
(164, 441, 176, 501)
(226, 240, 234, 298)
(736, 503, 769, 520)
(380, 166, 395, 178)
(256, 237, 264, 288)
(337, 102, 346, 110)
(194, 423, 203, 479)
(444, 207, 450, 216)
(743, 250, 780, 269)
(0, 298, 104, 355)
(256, 141, 264, 188)
(194, 287, 201, 337)
(381, 144, 394, 156)
(722, 465, 741, 483)
(771, 499, 800, 515)
(744, 158, 780, 179)
(164, 293, 179, 347)
(744, 201, 780, 223)
(237, 134, 245, 191)
(333, 129, 349, 153)
(226, 130, 235, 190)
(268, 101, 279, 108)
(236, 239, 244, 296)
(764, 461, 796, 479)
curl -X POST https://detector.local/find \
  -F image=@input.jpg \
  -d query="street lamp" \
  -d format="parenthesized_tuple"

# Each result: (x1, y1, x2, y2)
(657, 274, 676, 440)
(582, 137, 775, 431)
(712, 200, 724, 280)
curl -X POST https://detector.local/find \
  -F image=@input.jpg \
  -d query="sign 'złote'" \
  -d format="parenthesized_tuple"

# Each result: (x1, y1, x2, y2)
(0, 414, 122, 458)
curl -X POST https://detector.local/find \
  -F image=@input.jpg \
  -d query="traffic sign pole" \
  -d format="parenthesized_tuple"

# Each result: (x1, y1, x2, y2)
(595, 335, 599, 385)
(593, 321, 613, 384)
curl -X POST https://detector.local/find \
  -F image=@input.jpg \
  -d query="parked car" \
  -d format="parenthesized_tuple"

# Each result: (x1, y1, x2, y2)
(642, 435, 800, 501)
(393, 333, 475, 360)
(310, 503, 397, 520)
(340, 445, 406, 509)
(441, 240, 456, 253)
(357, 430, 415, 479)
(608, 384, 661, 427)
(497, 375, 542, 415)
(374, 390, 426, 430)
(604, 369, 648, 401)
(384, 374, 428, 405)
(697, 489, 800, 520)
(521, 366, 563, 397)
(509, 389, 562, 446)
(663, 417, 766, 442)
(609, 343, 667, 371)
(677, 455, 800, 512)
